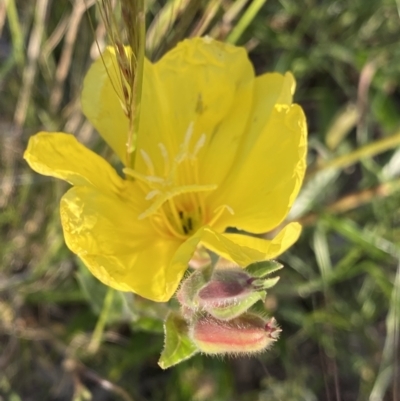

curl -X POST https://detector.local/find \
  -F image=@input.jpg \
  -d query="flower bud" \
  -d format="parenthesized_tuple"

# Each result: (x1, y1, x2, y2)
(190, 314, 281, 354)
(188, 247, 211, 269)
(197, 269, 253, 307)
(176, 265, 213, 310)
(178, 266, 280, 320)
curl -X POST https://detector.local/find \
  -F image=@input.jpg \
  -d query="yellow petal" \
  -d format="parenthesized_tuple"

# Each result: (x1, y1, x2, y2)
(60, 185, 201, 302)
(200, 227, 264, 266)
(24, 132, 124, 193)
(200, 223, 301, 266)
(211, 104, 307, 234)
(237, 72, 296, 162)
(135, 37, 254, 187)
(223, 222, 302, 260)
(81, 47, 130, 165)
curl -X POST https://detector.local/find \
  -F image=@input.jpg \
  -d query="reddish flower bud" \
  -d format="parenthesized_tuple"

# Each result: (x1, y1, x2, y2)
(178, 266, 281, 321)
(197, 269, 253, 307)
(176, 265, 213, 310)
(188, 247, 211, 269)
(190, 314, 281, 354)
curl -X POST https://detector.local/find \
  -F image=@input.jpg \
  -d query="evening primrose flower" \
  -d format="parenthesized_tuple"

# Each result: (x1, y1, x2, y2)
(24, 38, 307, 302)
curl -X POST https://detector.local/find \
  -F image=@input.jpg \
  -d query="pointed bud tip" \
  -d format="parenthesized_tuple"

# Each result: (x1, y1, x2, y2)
(265, 317, 281, 340)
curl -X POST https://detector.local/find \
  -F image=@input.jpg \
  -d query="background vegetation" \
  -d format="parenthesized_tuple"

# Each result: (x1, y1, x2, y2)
(1, 0, 400, 400)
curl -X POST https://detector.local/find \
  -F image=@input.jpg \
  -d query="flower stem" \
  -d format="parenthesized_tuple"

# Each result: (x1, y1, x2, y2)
(88, 287, 114, 354)
(226, 0, 268, 44)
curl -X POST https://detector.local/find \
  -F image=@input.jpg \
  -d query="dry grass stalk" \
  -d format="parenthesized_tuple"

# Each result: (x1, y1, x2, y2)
(49, 0, 97, 113)
(97, 0, 145, 167)
(13, 0, 49, 137)
(189, 0, 223, 38)
(146, 0, 191, 59)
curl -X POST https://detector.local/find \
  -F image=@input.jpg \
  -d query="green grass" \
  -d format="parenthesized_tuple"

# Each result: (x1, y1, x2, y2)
(1, 0, 400, 400)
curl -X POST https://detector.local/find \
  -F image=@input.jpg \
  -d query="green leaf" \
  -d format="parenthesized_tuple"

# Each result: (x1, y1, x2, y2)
(158, 312, 198, 369)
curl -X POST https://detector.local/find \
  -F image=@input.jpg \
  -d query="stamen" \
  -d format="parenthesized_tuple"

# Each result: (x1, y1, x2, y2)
(193, 133, 206, 157)
(183, 122, 194, 149)
(138, 183, 217, 220)
(208, 204, 235, 227)
(138, 193, 171, 220)
(176, 122, 194, 163)
(225, 205, 235, 215)
(123, 168, 164, 184)
(158, 143, 170, 175)
(146, 176, 165, 184)
(161, 213, 187, 239)
(124, 122, 221, 239)
(146, 189, 161, 200)
(140, 149, 155, 175)
(148, 213, 172, 238)
(167, 198, 184, 234)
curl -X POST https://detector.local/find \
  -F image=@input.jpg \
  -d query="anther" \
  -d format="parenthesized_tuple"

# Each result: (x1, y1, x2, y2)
(176, 122, 194, 163)
(183, 122, 194, 149)
(225, 205, 235, 215)
(158, 143, 170, 174)
(193, 133, 206, 157)
(146, 189, 160, 200)
(140, 149, 155, 175)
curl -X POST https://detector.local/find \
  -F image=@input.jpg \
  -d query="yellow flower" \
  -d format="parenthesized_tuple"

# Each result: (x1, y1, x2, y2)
(24, 38, 307, 302)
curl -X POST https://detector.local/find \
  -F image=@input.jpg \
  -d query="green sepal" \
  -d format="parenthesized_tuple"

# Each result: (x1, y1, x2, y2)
(177, 264, 213, 309)
(158, 312, 198, 369)
(205, 291, 265, 321)
(252, 276, 281, 290)
(246, 260, 283, 278)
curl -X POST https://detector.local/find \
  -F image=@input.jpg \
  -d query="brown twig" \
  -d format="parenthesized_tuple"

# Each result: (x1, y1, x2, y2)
(13, 0, 49, 136)
(89, 15, 107, 59)
(40, 11, 70, 62)
(64, 359, 135, 401)
(189, 0, 223, 37)
(49, 0, 97, 113)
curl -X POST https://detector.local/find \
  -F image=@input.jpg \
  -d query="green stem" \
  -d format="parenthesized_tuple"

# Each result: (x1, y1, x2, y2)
(88, 287, 114, 354)
(5, 0, 24, 65)
(226, 0, 267, 44)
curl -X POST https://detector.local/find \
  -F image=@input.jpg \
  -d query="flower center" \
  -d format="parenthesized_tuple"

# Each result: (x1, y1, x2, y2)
(124, 123, 221, 239)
